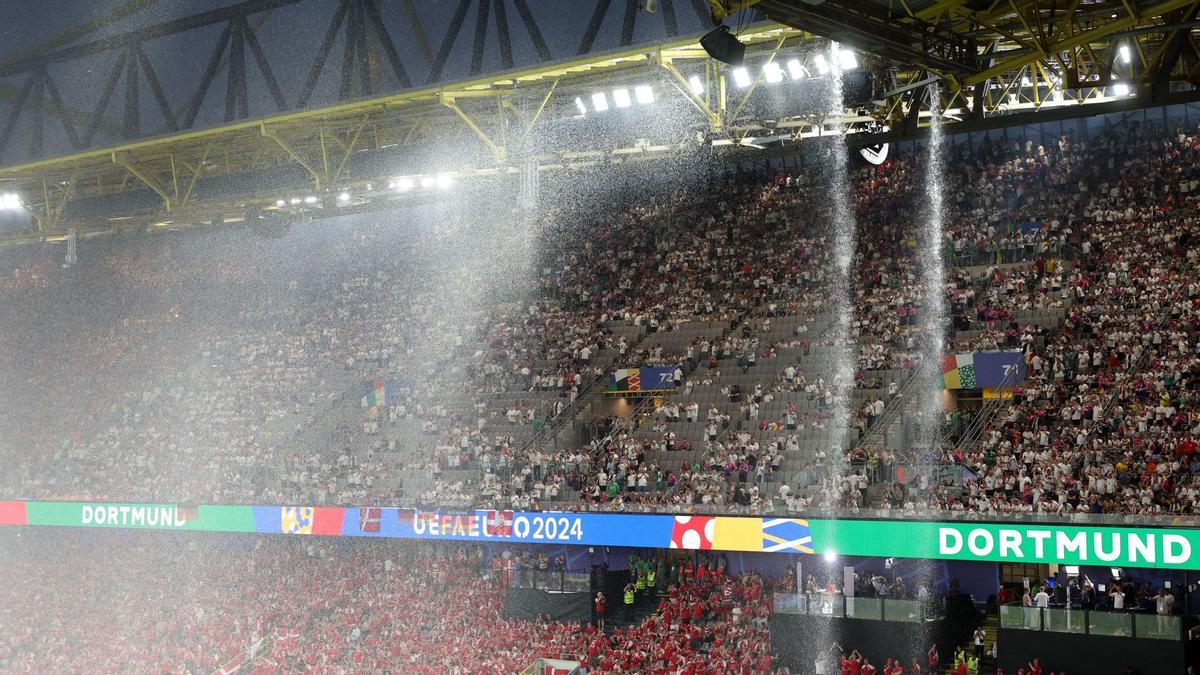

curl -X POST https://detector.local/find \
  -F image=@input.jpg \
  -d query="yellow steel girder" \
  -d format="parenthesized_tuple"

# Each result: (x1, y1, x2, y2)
(959, 0, 1200, 88)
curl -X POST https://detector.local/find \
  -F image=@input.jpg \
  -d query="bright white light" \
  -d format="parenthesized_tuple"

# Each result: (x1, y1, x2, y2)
(814, 54, 829, 75)
(574, 96, 587, 115)
(420, 176, 436, 188)
(763, 62, 784, 84)
(732, 67, 751, 88)
(337, 192, 350, 202)
(1021, 76, 1031, 86)
(591, 92, 609, 112)
(634, 85, 655, 104)
(824, 550, 837, 563)
(786, 59, 805, 80)
(1119, 44, 1131, 63)
(304, 195, 318, 204)
(395, 177, 414, 191)
(289, 197, 301, 205)
(838, 49, 857, 71)
(1112, 82, 1130, 96)
(435, 173, 454, 189)
(275, 199, 285, 207)
(0, 193, 22, 210)
(688, 75, 704, 95)
(612, 88, 632, 108)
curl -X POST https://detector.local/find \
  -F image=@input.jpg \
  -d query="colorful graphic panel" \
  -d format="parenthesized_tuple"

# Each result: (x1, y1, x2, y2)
(941, 351, 1025, 389)
(609, 366, 677, 393)
(5, 500, 1199, 570)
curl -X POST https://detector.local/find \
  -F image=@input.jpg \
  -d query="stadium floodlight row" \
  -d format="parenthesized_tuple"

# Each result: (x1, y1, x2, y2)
(2, 499, 1197, 570)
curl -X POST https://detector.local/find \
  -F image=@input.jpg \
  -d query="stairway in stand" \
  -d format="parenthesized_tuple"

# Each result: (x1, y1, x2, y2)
(604, 590, 660, 634)
(971, 609, 1001, 674)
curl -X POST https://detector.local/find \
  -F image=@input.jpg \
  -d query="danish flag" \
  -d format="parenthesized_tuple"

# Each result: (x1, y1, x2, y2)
(484, 509, 514, 537)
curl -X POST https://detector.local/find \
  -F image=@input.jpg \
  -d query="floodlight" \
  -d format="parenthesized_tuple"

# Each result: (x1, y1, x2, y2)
(0, 193, 22, 210)
(337, 192, 350, 202)
(824, 550, 837, 563)
(304, 195, 318, 204)
(612, 88, 632, 108)
(732, 67, 751, 88)
(786, 59, 805, 79)
(1112, 82, 1130, 96)
(591, 92, 609, 112)
(1119, 44, 1131, 63)
(838, 49, 857, 71)
(395, 177, 414, 191)
(435, 173, 454, 189)
(574, 97, 587, 115)
(763, 62, 784, 84)
(420, 176, 436, 188)
(634, 85, 655, 104)
(275, 199, 286, 207)
(814, 54, 829, 74)
(688, 75, 704, 95)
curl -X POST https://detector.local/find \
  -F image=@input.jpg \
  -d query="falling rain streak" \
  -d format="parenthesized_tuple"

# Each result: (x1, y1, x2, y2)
(919, 84, 948, 454)
(819, 41, 858, 469)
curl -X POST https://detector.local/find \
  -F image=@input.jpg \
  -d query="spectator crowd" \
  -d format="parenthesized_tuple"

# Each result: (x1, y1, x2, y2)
(2, 114, 1200, 524)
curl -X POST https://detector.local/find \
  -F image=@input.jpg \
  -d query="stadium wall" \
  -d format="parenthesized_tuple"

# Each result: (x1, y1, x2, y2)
(997, 626, 1188, 674)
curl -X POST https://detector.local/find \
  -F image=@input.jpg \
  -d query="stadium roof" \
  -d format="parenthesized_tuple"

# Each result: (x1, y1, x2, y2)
(0, 0, 1197, 248)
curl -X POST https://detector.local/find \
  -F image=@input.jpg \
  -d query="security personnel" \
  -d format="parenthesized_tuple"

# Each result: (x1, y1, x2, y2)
(646, 566, 657, 598)
(623, 582, 636, 621)
(635, 570, 647, 601)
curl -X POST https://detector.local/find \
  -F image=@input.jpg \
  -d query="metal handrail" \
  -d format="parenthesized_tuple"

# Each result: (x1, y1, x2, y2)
(853, 359, 927, 451)
(519, 373, 604, 454)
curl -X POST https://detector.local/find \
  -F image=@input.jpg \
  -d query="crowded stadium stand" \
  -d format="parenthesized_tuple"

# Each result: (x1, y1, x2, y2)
(5, 119, 1200, 523)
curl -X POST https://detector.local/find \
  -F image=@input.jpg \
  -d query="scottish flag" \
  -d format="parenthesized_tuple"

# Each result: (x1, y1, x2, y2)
(762, 518, 813, 553)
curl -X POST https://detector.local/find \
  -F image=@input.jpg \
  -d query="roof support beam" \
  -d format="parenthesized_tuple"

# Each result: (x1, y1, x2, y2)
(179, 143, 213, 208)
(441, 95, 506, 163)
(261, 125, 323, 188)
(113, 151, 172, 209)
(520, 79, 558, 142)
(661, 58, 722, 130)
(333, 116, 369, 182)
(960, 0, 1199, 88)
(915, 0, 970, 21)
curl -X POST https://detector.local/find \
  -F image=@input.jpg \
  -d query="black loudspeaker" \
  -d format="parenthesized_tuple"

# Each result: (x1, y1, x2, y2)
(700, 25, 745, 66)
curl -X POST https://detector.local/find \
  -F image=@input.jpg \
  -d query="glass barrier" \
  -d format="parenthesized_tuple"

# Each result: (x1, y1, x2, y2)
(999, 605, 1041, 630)
(806, 592, 844, 618)
(510, 569, 589, 592)
(1043, 608, 1086, 634)
(773, 593, 806, 614)
(882, 599, 923, 623)
(1086, 611, 1132, 637)
(846, 597, 883, 621)
(1134, 613, 1181, 641)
